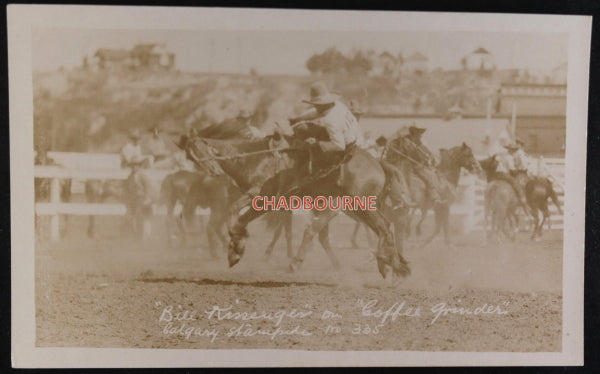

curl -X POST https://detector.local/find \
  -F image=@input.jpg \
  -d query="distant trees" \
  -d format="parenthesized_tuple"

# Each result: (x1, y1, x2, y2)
(305, 47, 373, 75)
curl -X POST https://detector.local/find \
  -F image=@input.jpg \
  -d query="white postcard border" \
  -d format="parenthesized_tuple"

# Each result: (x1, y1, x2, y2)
(8, 5, 590, 367)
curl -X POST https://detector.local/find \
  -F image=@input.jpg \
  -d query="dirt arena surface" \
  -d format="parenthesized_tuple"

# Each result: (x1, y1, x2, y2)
(35, 214, 563, 351)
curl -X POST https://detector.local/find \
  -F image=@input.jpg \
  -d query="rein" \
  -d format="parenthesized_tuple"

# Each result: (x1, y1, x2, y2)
(192, 145, 293, 162)
(384, 143, 424, 167)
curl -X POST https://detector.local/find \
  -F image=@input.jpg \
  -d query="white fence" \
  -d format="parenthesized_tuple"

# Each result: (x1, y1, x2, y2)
(34, 165, 210, 240)
(35, 153, 565, 241)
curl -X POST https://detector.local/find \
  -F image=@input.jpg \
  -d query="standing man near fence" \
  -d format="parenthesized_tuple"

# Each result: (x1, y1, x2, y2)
(121, 129, 154, 237)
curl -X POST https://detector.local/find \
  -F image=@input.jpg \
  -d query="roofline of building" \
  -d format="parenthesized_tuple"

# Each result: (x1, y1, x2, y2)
(365, 113, 565, 120)
(501, 83, 567, 88)
(365, 113, 508, 120)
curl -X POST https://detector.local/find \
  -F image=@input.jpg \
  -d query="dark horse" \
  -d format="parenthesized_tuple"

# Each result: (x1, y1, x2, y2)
(162, 169, 241, 257)
(511, 169, 562, 241)
(385, 140, 484, 247)
(190, 121, 411, 280)
(184, 122, 297, 260)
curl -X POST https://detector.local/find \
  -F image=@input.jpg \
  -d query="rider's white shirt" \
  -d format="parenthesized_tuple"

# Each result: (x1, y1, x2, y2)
(495, 151, 515, 173)
(513, 149, 529, 170)
(121, 143, 144, 164)
(315, 101, 365, 152)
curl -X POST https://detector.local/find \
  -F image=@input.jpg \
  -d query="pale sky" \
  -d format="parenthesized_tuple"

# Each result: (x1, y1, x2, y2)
(32, 29, 568, 74)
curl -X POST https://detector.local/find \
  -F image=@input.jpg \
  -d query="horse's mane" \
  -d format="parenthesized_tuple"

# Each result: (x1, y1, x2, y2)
(196, 118, 252, 140)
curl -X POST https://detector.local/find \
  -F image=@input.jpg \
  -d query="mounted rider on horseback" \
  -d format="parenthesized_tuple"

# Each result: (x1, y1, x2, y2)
(287, 81, 365, 178)
(383, 125, 445, 206)
(494, 141, 531, 214)
(289, 83, 415, 210)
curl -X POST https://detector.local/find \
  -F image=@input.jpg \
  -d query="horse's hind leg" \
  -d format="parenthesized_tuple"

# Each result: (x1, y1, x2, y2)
(424, 207, 443, 246)
(441, 206, 452, 247)
(318, 221, 342, 270)
(500, 211, 515, 241)
(354, 209, 410, 279)
(415, 208, 427, 236)
(392, 208, 409, 256)
(351, 221, 361, 249)
(530, 207, 540, 241)
(290, 209, 339, 272)
(265, 218, 284, 257)
(284, 212, 294, 259)
(538, 205, 550, 239)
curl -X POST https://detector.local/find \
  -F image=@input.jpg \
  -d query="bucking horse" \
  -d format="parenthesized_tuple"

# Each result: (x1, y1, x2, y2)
(185, 121, 411, 280)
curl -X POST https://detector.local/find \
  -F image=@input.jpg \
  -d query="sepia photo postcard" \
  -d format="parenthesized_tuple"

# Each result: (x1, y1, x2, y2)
(8, 5, 591, 368)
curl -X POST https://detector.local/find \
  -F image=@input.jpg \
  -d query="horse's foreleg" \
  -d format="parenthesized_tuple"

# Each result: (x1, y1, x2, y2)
(228, 203, 268, 267)
(265, 217, 284, 257)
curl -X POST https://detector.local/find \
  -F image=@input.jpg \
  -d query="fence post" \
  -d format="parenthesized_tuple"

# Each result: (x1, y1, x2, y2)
(50, 177, 60, 240)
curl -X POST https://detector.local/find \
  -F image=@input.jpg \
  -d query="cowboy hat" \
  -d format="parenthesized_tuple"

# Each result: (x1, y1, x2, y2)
(408, 125, 426, 136)
(375, 135, 387, 147)
(349, 99, 365, 116)
(302, 81, 338, 106)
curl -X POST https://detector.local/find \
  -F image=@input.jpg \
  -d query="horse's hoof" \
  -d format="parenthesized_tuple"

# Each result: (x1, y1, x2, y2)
(288, 261, 300, 273)
(377, 261, 389, 279)
(228, 253, 241, 268)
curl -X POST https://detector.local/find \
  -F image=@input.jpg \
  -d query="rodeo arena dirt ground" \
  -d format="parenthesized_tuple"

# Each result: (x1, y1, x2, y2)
(35, 209, 563, 352)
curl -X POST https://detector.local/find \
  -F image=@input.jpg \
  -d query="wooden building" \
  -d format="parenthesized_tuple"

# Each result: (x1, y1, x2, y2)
(498, 83, 566, 156)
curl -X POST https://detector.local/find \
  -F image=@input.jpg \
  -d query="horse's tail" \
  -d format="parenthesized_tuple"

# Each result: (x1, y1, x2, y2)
(546, 180, 563, 215)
